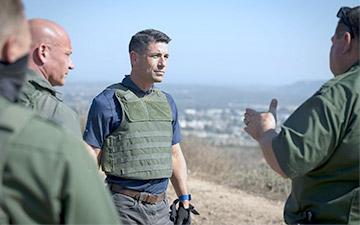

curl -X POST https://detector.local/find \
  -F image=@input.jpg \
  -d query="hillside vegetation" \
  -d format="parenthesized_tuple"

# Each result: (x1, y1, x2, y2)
(181, 136, 291, 201)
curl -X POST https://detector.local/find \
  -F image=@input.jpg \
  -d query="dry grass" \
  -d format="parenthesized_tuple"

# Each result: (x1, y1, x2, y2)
(181, 136, 291, 201)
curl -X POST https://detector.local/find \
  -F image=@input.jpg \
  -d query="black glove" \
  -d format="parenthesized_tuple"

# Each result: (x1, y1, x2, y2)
(170, 199, 199, 225)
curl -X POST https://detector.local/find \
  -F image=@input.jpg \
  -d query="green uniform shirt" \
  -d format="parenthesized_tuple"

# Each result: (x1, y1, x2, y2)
(0, 96, 120, 224)
(18, 69, 82, 138)
(272, 64, 360, 224)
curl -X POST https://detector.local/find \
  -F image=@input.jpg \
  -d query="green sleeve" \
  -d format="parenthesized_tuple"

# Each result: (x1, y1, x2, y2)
(50, 104, 82, 138)
(59, 135, 120, 224)
(272, 94, 343, 178)
(2, 124, 120, 224)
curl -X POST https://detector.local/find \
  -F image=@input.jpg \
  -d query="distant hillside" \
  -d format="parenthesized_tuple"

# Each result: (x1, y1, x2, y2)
(275, 80, 325, 96)
(59, 79, 327, 111)
(158, 79, 326, 109)
(266, 80, 326, 105)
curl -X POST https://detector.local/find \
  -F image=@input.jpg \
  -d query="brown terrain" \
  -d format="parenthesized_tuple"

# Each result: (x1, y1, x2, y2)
(168, 176, 285, 225)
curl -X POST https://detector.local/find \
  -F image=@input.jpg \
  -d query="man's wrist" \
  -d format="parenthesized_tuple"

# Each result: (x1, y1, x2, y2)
(258, 129, 277, 145)
(179, 194, 191, 208)
(179, 194, 191, 202)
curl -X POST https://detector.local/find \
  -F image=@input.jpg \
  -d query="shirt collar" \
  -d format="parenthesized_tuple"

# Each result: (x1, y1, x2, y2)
(0, 55, 28, 102)
(26, 69, 63, 101)
(352, 60, 359, 67)
(121, 75, 154, 96)
(343, 60, 360, 74)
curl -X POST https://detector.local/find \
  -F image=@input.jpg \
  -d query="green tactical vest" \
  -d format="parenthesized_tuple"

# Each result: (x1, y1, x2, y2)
(100, 84, 173, 180)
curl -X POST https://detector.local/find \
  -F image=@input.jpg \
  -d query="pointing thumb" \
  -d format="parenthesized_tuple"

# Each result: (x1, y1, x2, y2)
(268, 98, 278, 121)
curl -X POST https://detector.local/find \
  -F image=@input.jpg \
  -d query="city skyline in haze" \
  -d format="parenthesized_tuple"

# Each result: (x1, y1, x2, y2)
(23, 0, 359, 86)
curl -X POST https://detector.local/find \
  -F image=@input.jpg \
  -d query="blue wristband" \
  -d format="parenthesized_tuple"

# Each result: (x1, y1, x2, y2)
(179, 194, 191, 201)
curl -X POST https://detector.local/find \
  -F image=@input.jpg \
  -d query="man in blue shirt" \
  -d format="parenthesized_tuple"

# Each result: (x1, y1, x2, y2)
(84, 29, 193, 225)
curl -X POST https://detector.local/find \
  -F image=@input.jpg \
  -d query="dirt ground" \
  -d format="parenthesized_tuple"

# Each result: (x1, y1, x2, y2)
(167, 177, 285, 225)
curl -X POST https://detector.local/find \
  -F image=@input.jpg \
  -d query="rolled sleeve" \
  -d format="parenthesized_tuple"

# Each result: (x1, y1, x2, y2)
(272, 94, 342, 178)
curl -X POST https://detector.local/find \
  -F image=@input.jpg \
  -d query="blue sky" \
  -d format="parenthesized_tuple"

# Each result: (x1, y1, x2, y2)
(23, 0, 359, 86)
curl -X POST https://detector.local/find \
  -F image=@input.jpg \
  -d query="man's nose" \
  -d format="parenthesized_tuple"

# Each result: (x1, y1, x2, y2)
(69, 59, 75, 70)
(158, 56, 167, 67)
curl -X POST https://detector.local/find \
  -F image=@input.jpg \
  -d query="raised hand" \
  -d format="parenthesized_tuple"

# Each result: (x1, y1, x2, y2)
(243, 99, 278, 141)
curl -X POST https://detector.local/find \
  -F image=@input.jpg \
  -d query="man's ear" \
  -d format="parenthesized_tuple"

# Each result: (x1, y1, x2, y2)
(34, 43, 49, 64)
(342, 32, 352, 54)
(130, 51, 138, 67)
(1, 36, 18, 63)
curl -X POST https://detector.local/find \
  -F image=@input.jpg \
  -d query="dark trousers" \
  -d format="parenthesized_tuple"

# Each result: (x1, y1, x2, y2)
(111, 191, 173, 225)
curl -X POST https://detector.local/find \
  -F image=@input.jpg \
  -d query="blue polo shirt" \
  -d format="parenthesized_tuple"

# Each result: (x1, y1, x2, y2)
(83, 75, 181, 194)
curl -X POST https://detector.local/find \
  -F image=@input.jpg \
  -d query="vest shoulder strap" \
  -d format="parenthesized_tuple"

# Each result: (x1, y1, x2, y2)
(114, 84, 165, 101)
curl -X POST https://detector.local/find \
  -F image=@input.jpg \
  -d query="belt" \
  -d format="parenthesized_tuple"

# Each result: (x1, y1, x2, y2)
(109, 184, 165, 204)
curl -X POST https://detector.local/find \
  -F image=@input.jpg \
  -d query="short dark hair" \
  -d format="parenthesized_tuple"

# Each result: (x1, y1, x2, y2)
(128, 29, 171, 54)
(336, 6, 359, 40)
(0, 0, 25, 43)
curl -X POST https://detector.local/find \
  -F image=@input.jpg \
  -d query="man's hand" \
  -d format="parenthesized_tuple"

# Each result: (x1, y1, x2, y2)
(170, 199, 199, 225)
(243, 99, 278, 141)
(175, 202, 191, 225)
(243, 99, 287, 177)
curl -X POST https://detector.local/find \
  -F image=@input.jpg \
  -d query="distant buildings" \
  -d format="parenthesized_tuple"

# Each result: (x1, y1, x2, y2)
(60, 82, 305, 146)
(179, 106, 295, 146)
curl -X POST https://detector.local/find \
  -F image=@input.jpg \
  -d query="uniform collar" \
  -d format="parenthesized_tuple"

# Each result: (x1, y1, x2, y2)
(26, 69, 63, 101)
(0, 55, 28, 102)
(351, 60, 359, 68)
(344, 60, 360, 74)
(121, 75, 154, 97)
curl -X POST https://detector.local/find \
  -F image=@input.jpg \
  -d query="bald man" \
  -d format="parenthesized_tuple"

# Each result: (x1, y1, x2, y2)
(0, 0, 119, 223)
(18, 18, 81, 137)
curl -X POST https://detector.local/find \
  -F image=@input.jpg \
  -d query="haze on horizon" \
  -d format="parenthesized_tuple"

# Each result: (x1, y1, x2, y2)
(24, 0, 359, 86)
